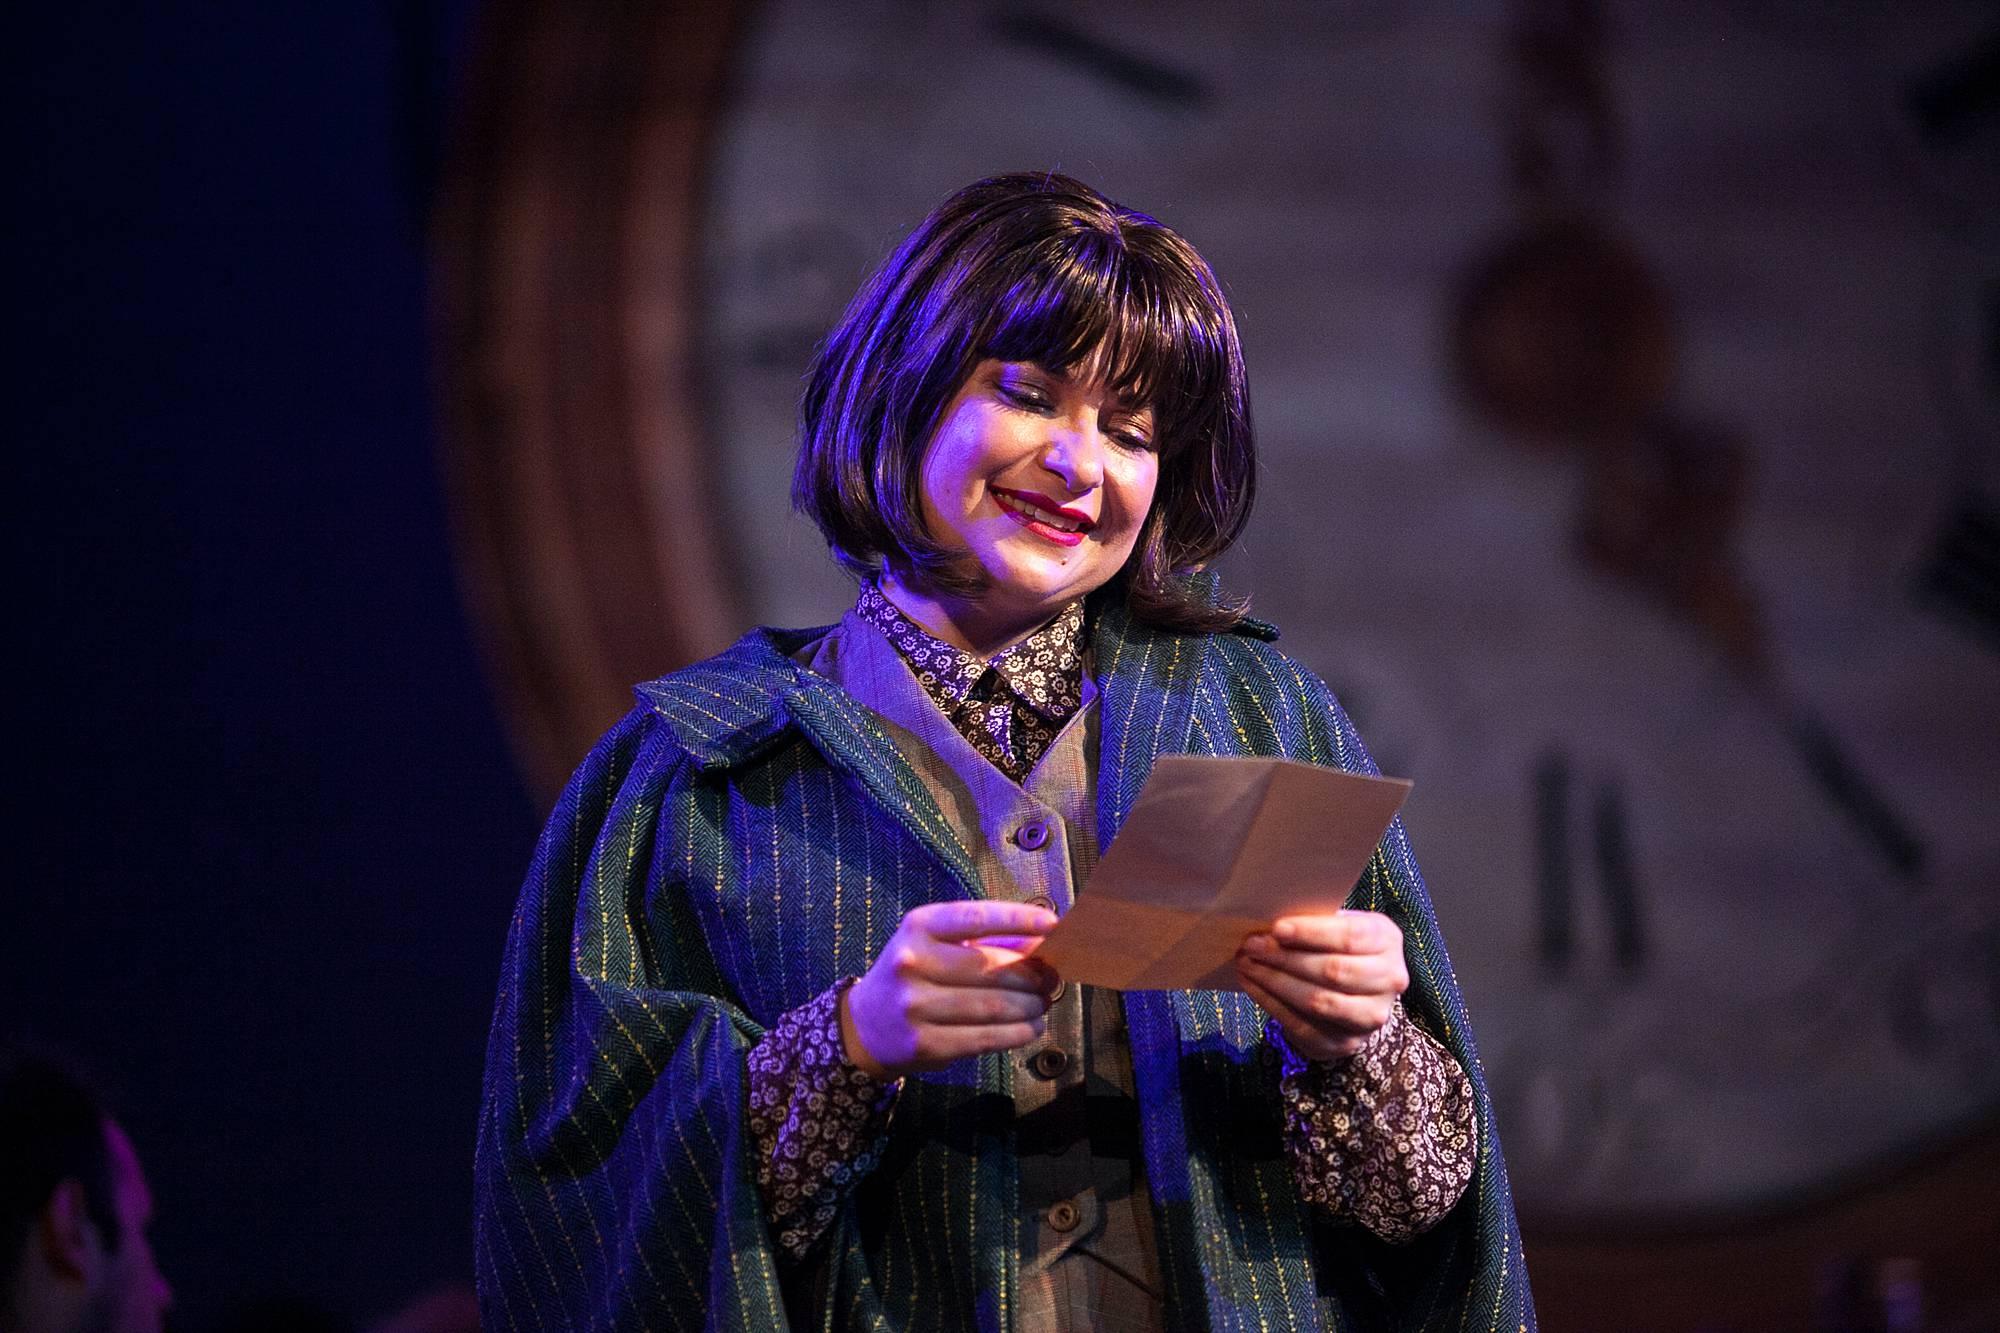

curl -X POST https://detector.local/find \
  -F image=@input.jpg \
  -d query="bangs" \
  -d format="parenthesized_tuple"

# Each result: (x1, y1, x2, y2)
(976, 228, 1231, 453)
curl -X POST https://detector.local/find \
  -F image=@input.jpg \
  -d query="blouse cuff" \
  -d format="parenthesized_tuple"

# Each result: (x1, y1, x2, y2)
(1271, 999, 1477, 1243)
(746, 977, 901, 1259)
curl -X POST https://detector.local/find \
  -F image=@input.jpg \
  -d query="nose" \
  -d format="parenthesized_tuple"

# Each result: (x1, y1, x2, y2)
(1042, 419, 1106, 493)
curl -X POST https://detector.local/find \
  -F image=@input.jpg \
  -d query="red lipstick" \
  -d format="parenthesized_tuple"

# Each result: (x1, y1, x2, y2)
(990, 487, 1093, 547)
(996, 489, 1094, 527)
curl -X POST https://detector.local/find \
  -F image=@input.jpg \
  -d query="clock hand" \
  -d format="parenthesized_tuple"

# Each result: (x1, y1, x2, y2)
(1559, 410, 1930, 883)
(1915, 499, 2000, 649)
(1904, 35, 2000, 149)
(1780, 705, 1928, 882)
(987, 11, 1209, 110)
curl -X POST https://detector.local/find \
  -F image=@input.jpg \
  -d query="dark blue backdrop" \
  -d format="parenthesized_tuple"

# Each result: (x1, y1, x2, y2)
(8, 4, 536, 1325)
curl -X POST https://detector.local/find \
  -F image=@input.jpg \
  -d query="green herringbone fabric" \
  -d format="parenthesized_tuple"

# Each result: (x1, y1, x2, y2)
(475, 599, 1535, 1332)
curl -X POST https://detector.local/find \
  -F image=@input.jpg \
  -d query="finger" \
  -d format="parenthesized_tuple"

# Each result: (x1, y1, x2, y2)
(1237, 969, 1368, 1062)
(1236, 965, 1313, 1033)
(967, 934, 1043, 955)
(907, 980, 1052, 1027)
(969, 944, 1062, 995)
(1235, 955, 1392, 1035)
(908, 1020, 1047, 1068)
(907, 938, 1060, 991)
(909, 900, 1059, 944)
(968, 940, 1033, 970)
(1270, 909, 1402, 956)
(1238, 935, 1407, 996)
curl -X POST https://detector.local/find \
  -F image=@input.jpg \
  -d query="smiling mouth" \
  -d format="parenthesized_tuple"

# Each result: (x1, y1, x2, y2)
(991, 487, 1095, 539)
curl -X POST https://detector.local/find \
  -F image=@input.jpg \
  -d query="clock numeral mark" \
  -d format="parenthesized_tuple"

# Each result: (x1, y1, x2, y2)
(1783, 709, 1928, 881)
(1593, 779, 1646, 970)
(1534, 749, 1573, 974)
(1533, 749, 1648, 974)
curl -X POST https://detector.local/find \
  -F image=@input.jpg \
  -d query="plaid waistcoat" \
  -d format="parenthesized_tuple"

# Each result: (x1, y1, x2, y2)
(474, 598, 1536, 1332)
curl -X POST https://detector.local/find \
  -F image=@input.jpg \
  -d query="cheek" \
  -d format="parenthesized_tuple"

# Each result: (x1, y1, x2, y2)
(913, 450, 964, 537)
(1111, 460, 1161, 540)
(917, 423, 989, 518)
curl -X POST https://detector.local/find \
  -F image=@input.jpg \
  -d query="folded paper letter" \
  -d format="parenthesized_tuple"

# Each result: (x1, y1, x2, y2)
(1031, 756, 1413, 991)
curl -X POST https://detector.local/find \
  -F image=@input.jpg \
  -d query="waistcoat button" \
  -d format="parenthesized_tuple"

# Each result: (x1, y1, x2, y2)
(1025, 892, 1056, 913)
(1047, 1199, 1081, 1234)
(1030, 1047, 1070, 1079)
(1014, 819, 1051, 851)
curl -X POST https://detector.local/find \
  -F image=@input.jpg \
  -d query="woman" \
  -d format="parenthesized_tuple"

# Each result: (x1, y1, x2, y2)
(475, 174, 1533, 1332)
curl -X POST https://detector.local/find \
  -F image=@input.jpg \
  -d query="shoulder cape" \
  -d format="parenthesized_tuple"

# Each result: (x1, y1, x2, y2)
(474, 602, 1536, 1331)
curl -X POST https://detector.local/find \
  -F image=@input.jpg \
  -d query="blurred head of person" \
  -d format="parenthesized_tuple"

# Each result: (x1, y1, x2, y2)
(1, 1052, 172, 1333)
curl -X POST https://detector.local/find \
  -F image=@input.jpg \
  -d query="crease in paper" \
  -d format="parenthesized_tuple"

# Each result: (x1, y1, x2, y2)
(1029, 756, 1412, 992)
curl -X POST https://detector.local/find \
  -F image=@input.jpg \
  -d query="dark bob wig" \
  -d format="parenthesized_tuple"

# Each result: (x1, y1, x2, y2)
(792, 172, 1256, 632)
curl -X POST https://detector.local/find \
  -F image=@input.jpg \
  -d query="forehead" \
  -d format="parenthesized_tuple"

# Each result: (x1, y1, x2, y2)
(103, 1118, 154, 1221)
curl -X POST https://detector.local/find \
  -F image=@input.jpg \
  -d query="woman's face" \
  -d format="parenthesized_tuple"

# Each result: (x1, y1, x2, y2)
(916, 357, 1160, 630)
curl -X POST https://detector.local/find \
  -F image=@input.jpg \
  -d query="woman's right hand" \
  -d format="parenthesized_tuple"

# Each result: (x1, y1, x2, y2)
(840, 900, 1060, 1080)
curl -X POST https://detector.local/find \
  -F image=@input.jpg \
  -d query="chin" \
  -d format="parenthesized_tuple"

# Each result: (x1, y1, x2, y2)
(983, 558, 1091, 608)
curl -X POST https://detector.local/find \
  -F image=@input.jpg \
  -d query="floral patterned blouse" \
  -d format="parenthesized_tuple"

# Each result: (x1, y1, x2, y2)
(746, 585, 1477, 1257)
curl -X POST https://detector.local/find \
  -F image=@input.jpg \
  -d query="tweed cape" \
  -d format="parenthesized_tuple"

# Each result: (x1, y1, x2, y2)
(474, 598, 1536, 1332)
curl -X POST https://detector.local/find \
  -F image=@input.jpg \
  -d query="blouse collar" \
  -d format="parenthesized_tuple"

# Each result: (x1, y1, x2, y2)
(853, 581, 1084, 723)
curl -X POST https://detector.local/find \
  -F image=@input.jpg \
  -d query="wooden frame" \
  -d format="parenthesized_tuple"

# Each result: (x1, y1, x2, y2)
(435, 0, 750, 796)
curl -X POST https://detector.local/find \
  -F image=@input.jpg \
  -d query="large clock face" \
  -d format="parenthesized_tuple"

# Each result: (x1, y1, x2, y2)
(696, 0, 2000, 1223)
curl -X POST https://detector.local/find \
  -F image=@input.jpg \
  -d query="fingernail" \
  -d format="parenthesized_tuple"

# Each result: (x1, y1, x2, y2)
(1245, 933, 1276, 954)
(1273, 920, 1298, 943)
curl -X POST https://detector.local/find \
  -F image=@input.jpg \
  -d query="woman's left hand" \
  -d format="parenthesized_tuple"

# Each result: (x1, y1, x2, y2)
(1235, 910, 1409, 1061)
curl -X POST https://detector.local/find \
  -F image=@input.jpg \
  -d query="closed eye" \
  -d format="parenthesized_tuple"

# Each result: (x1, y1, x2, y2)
(995, 364, 1153, 446)
(998, 383, 1054, 412)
